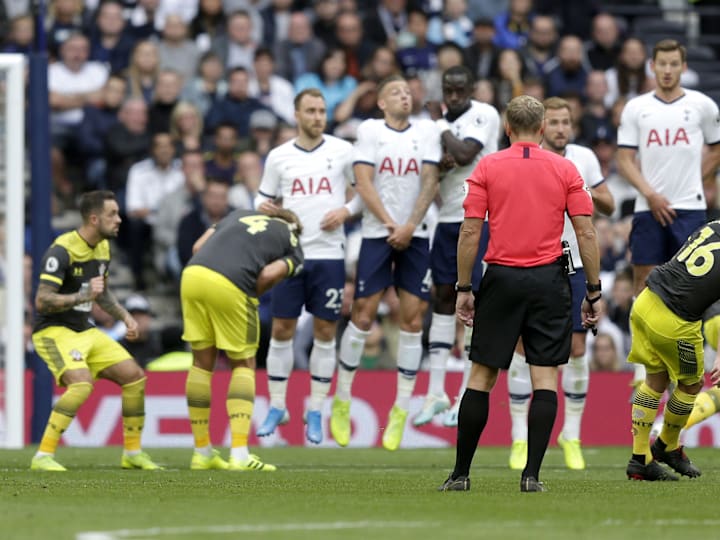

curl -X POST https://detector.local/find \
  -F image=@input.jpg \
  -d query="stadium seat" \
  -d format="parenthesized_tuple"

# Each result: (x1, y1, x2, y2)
(686, 44, 716, 62)
(704, 89, 720, 106)
(632, 16, 687, 37)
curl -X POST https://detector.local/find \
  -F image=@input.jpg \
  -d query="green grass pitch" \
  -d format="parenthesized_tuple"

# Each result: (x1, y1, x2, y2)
(1, 446, 718, 540)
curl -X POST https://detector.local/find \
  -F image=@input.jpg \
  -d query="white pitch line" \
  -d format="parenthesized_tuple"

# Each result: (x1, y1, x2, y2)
(76, 520, 436, 540)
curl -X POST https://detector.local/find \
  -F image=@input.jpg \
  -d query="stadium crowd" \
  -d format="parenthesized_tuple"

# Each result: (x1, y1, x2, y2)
(8, 0, 720, 376)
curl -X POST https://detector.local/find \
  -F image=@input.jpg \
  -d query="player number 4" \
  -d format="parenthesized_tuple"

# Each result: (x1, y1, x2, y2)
(676, 226, 720, 276)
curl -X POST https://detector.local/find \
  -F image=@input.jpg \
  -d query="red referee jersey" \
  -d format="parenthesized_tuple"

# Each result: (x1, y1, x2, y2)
(463, 142, 593, 267)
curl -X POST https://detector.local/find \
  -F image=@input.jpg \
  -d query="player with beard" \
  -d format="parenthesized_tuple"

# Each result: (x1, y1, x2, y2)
(254, 88, 358, 445)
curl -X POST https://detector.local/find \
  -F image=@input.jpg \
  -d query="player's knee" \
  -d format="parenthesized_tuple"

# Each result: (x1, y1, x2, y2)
(678, 380, 704, 395)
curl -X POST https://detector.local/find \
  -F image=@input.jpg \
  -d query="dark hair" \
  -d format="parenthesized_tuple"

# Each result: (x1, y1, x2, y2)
(254, 47, 274, 62)
(273, 208, 303, 236)
(652, 38, 687, 62)
(443, 65, 474, 87)
(79, 191, 116, 222)
(228, 66, 248, 78)
(294, 88, 325, 110)
(214, 122, 238, 135)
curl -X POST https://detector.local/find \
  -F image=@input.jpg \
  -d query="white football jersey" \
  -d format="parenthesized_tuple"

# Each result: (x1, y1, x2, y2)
(558, 144, 604, 269)
(353, 118, 442, 238)
(438, 100, 501, 223)
(258, 135, 353, 259)
(617, 89, 720, 212)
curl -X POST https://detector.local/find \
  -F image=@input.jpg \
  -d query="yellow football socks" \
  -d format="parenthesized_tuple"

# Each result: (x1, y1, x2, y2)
(659, 387, 696, 450)
(186, 366, 213, 449)
(686, 387, 720, 429)
(38, 382, 93, 454)
(631, 382, 661, 463)
(227, 367, 255, 449)
(122, 377, 146, 452)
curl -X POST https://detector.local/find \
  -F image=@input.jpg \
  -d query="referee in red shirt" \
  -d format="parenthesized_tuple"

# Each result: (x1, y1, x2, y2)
(439, 96, 603, 493)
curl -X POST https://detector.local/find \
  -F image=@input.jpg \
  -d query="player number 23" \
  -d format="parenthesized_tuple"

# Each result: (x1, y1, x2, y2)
(676, 226, 720, 276)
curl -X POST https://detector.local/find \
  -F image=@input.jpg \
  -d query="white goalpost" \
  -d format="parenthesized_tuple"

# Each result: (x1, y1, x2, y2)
(0, 54, 26, 448)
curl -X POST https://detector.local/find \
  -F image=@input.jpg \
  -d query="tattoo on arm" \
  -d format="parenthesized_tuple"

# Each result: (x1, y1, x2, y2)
(408, 164, 439, 226)
(96, 288, 130, 322)
(35, 283, 83, 314)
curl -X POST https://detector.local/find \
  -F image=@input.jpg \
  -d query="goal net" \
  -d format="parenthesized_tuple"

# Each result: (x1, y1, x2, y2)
(0, 54, 26, 448)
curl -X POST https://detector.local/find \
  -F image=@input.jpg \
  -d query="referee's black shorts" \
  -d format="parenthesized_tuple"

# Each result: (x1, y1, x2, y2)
(469, 261, 572, 369)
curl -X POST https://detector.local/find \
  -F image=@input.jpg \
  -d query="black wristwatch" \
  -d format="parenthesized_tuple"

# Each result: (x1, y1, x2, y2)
(455, 283, 472, 293)
(586, 281, 602, 293)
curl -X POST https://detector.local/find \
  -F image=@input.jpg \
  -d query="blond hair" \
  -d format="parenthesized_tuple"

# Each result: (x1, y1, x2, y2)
(506, 95, 545, 134)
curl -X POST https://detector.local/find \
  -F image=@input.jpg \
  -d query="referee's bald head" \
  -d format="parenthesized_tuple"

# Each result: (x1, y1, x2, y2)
(505, 95, 545, 135)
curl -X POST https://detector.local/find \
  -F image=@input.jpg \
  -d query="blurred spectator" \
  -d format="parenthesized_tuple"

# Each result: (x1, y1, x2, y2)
(157, 13, 200, 82)
(519, 14, 557, 78)
(275, 122, 297, 145)
(534, 0, 597, 40)
(49, 32, 108, 143)
(603, 36, 647, 109)
(128, 0, 160, 41)
(190, 0, 226, 52)
(154, 149, 206, 280)
(2, 13, 34, 54)
(230, 149, 262, 208)
(204, 67, 270, 137)
(333, 11, 374, 80)
(125, 132, 184, 289)
(77, 74, 127, 189)
(249, 47, 295, 125)
(177, 178, 231, 267)
(294, 47, 357, 126)
(589, 333, 622, 372)
(240, 109, 278, 158)
(169, 100, 204, 153)
(467, 0, 510, 22)
(490, 48, 527, 111)
(312, 0, 339, 45)
(584, 12, 621, 71)
(211, 9, 257, 71)
(407, 75, 430, 121)
(607, 269, 633, 336)
(49, 32, 108, 200)
(396, 9, 437, 76)
(148, 69, 183, 135)
(104, 98, 151, 194)
(260, 0, 293, 49)
(464, 17, 498, 81)
(119, 293, 184, 367)
(88, 0, 135, 73)
(47, 0, 86, 57)
(578, 70, 611, 145)
(364, 0, 409, 50)
(273, 10, 325, 82)
(204, 123, 239, 185)
(180, 51, 227, 116)
(125, 39, 160, 103)
(543, 34, 588, 97)
(473, 77, 496, 105)
(420, 40, 464, 101)
(492, 0, 533, 50)
(427, 0, 473, 48)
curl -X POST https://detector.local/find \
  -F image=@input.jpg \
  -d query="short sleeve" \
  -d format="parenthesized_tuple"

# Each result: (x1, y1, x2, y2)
(39, 245, 70, 289)
(617, 100, 640, 148)
(582, 148, 605, 188)
(463, 161, 488, 219)
(422, 122, 442, 164)
(700, 96, 720, 145)
(565, 162, 594, 217)
(352, 121, 376, 166)
(341, 142, 355, 186)
(257, 150, 281, 199)
(462, 107, 498, 149)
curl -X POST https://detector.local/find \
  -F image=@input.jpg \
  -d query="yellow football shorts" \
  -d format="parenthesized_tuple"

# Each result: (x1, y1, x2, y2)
(181, 265, 260, 360)
(32, 326, 132, 385)
(628, 288, 704, 385)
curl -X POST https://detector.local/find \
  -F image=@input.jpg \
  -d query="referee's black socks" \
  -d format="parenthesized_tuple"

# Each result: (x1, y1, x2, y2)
(452, 388, 489, 479)
(523, 389, 558, 481)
